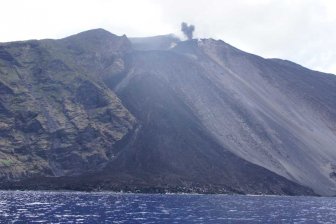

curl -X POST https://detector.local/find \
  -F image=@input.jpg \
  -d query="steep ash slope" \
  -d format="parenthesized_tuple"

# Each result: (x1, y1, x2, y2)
(98, 50, 313, 195)
(167, 39, 336, 195)
(103, 38, 336, 195)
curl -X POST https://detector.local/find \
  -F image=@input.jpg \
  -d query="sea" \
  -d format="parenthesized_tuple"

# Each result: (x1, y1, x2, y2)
(0, 190, 335, 223)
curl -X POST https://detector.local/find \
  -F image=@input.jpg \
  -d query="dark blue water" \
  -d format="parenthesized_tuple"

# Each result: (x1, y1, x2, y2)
(1, 191, 336, 223)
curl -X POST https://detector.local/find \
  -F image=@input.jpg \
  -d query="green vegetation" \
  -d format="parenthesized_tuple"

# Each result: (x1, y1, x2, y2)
(0, 159, 14, 166)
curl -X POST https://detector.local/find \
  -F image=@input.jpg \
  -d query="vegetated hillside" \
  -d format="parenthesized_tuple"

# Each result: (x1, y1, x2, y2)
(0, 29, 335, 196)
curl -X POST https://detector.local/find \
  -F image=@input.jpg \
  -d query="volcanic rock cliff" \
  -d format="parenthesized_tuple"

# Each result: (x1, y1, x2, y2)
(0, 29, 335, 196)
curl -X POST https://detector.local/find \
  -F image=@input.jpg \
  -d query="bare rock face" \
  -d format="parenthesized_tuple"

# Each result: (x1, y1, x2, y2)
(0, 29, 335, 196)
(0, 29, 136, 179)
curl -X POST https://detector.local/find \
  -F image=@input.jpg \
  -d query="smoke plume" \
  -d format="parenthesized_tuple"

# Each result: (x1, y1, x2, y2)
(181, 22, 195, 40)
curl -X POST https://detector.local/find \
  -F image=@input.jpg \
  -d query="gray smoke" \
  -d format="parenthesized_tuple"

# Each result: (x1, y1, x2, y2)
(181, 22, 195, 40)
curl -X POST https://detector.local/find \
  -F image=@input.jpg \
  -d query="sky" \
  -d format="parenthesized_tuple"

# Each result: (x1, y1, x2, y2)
(1, 0, 335, 74)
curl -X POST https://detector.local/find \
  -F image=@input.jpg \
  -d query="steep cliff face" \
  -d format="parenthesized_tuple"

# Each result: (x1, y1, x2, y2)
(0, 29, 335, 195)
(0, 29, 136, 179)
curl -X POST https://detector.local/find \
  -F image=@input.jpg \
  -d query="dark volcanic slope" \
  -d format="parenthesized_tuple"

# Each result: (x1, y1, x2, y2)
(0, 29, 335, 195)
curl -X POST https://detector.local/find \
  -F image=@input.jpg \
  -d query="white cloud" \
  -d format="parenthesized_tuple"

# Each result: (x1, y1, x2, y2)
(0, 0, 335, 74)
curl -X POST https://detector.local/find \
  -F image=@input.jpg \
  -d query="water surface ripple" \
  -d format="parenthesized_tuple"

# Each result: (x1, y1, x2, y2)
(0, 191, 335, 223)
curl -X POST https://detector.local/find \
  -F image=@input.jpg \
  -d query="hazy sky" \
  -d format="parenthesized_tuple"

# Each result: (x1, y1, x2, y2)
(1, 0, 335, 74)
